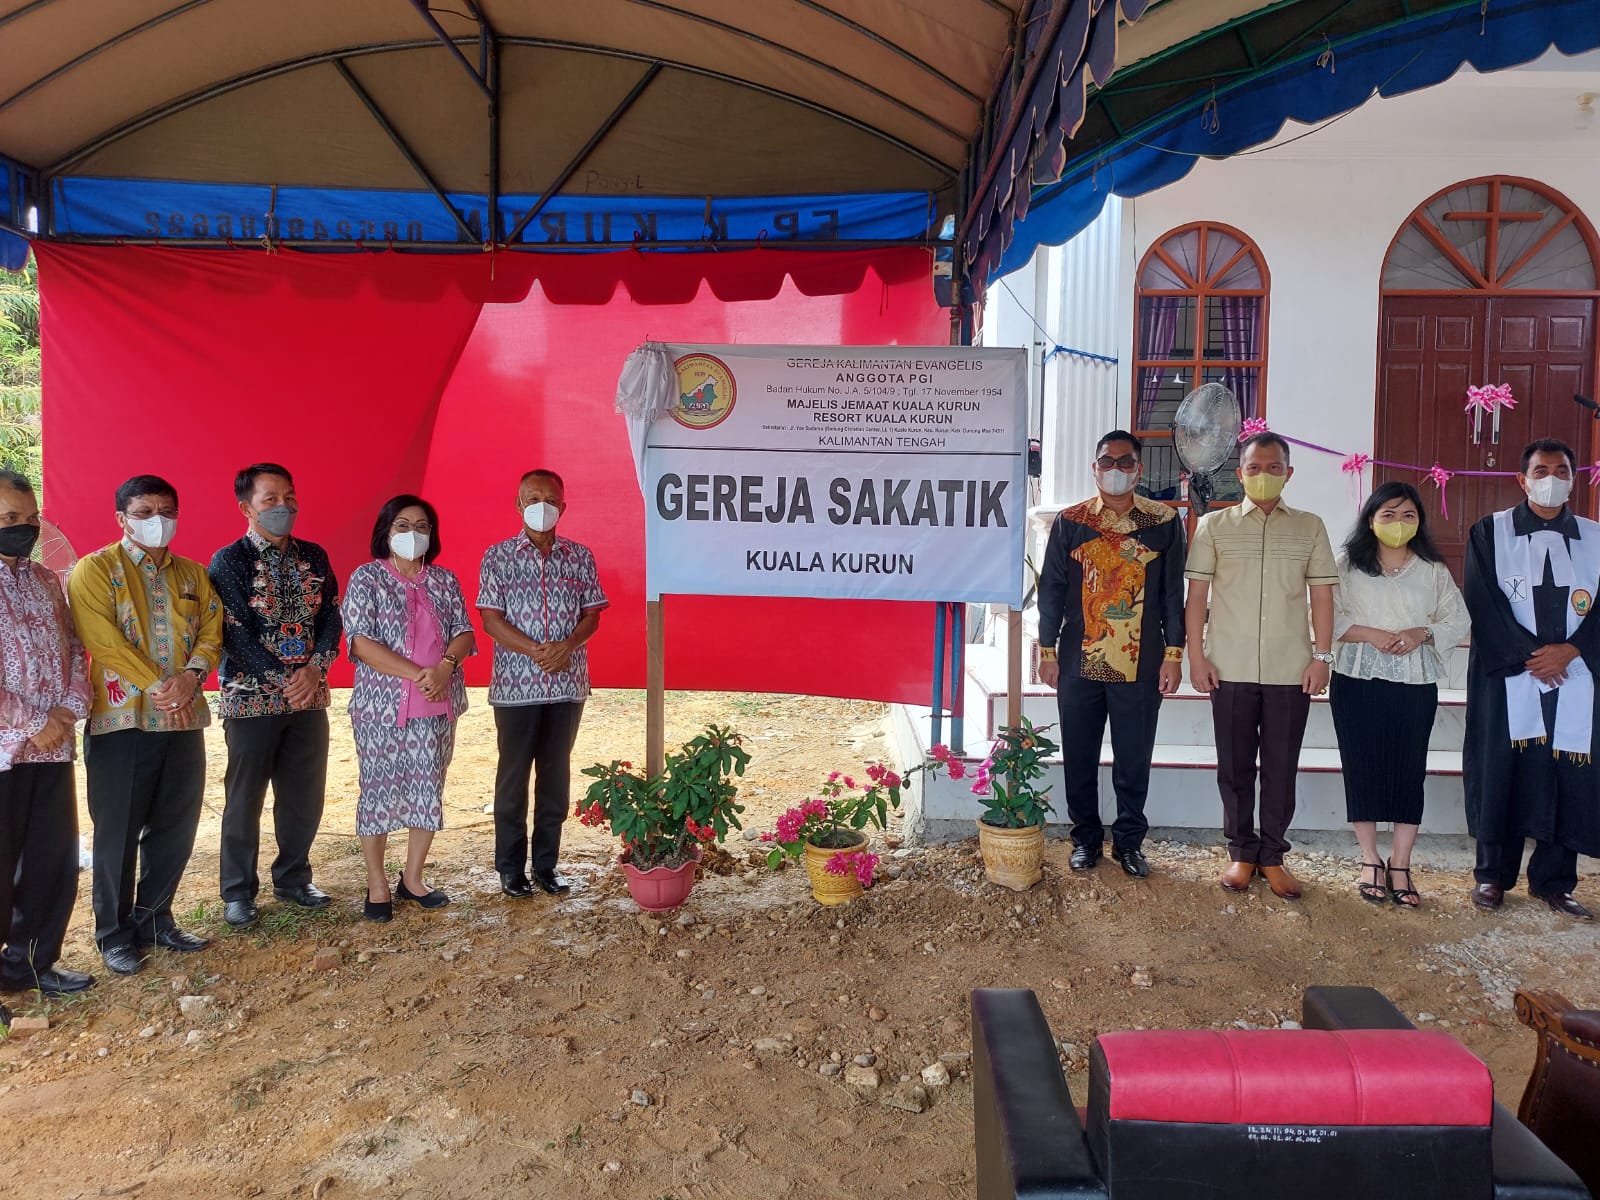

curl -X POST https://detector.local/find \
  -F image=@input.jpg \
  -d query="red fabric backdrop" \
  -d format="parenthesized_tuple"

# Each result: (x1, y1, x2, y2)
(35, 244, 949, 702)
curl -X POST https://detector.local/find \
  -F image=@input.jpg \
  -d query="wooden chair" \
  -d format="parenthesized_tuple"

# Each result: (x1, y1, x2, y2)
(1516, 989, 1600, 1200)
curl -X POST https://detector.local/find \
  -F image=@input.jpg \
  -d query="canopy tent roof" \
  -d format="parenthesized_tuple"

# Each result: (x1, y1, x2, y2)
(3, 1, 1594, 294)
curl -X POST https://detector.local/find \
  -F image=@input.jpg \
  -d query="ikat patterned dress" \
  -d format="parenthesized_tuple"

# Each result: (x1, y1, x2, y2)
(342, 561, 474, 837)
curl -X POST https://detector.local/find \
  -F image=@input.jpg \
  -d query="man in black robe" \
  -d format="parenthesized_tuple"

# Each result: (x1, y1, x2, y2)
(1463, 438, 1598, 920)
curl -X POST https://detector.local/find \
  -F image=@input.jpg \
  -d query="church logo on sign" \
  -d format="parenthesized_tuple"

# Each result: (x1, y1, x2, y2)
(672, 354, 737, 430)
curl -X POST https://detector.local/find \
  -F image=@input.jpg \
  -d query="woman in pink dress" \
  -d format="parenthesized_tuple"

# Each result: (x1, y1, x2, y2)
(343, 496, 476, 921)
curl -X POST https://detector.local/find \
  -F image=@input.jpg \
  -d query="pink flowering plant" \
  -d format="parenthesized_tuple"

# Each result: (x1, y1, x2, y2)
(578, 725, 750, 871)
(970, 718, 1059, 829)
(763, 750, 959, 872)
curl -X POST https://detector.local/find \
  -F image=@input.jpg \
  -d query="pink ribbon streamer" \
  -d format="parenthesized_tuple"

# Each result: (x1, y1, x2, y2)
(1426, 462, 1453, 519)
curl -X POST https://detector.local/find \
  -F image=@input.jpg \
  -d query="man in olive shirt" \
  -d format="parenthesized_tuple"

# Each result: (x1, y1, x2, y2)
(1185, 433, 1338, 899)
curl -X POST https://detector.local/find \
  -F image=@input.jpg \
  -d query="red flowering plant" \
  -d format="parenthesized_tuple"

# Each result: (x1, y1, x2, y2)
(578, 725, 750, 871)
(762, 749, 961, 880)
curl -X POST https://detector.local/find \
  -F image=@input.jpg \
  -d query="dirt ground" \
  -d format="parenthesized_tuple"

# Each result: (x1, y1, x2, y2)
(1, 689, 1596, 1200)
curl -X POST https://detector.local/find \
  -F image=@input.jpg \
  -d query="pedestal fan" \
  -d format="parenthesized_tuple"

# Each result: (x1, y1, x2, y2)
(1171, 383, 1242, 516)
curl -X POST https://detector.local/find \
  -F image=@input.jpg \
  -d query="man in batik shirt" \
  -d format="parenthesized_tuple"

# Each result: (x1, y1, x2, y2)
(0, 470, 93, 1007)
(208, 463, 342, 929)
(70, 474, 222, 976)
(479, 469, 607, 899)
(1037, 431, 1185, 879)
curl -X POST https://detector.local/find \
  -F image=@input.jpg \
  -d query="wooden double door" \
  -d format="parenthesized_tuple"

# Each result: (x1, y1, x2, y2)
(1377, 295, 1597, 580)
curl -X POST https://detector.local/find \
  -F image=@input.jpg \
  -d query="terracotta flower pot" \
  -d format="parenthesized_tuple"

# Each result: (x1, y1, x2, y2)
(803, 830, 870, 906)
(976, 820, 1044, 890)
(619, 845, 702, 911)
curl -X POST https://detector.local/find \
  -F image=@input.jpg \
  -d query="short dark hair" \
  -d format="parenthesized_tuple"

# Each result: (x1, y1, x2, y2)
(1342, 481, 1444, 578)
(1095, 430, 1143, 460)
(1521, 438, 1576, 474)
(0, 469, 34, 495)
(1239, 431, 1292, 465)
(370, 494, 441, 564)
(234, 462, 295, 503)
(115, 475, 178, 512)
(519, 468, 564, 491)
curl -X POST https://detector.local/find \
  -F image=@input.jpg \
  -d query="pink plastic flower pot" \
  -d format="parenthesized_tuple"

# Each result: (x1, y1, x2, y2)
(619, 846, 702, 912)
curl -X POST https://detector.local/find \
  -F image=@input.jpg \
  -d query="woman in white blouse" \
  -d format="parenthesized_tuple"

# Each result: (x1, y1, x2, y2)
(1332, 481, 1469, 908)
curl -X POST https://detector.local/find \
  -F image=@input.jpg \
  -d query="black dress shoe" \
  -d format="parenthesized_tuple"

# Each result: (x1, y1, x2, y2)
(224, 900, 259, 928)
(394, 876, 450, 910)
(149, 927, 210, 953)
(1472, 882, 1505, 911)
(273, 883, 331, 909)
(1069, 844, 1102, 871)
(0, 966, 96, 996)
(0, 1002, 10, 1027)
(1534, 891, 1594, 921)
(101, 945, 145, 976)
(1112, 847, 1151, 878)
(532, 869, 571, 896)
(501, 874, 534, 898)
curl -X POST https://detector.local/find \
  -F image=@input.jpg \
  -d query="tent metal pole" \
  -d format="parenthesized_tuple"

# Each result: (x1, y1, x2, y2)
(487, 34, 500, 246)
(646, 600, 665, 777)
(332, 60, 476, 245)
(39, 235, 942, 251)
(404, 0, 493, 99)
(504, 63, 664, 248)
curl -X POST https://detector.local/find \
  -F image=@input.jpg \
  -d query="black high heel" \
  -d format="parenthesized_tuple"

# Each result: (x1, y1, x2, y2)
(1357, 862, 1387, 904)
(394, 875, 450, 910)
(1386, 860, 1420, 909)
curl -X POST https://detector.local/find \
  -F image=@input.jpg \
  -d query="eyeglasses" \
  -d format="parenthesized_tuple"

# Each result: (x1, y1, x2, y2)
(125, 507, 178, 520)
(1095, 455, 1138, 471)
(392, 519, 433, 534)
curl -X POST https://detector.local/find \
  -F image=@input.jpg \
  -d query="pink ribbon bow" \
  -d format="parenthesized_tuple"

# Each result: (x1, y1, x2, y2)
(1341, 452, 1371, 475)
(1465, 383, 1516, 415)
(1426, 462, 1453, 518)
(1238, 417, 1270, 442)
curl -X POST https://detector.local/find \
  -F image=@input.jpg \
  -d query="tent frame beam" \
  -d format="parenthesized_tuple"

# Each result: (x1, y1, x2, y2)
(333, 60, 476, 245)
(43, 36, 954, 181)
(504, 62, 663, 247)
(39, 235, 939, 251)
(404, 0, 493, 99)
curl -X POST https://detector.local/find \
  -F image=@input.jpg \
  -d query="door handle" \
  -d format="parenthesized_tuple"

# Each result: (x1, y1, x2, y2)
(1472, 402, 1483, 445)
(1491, 403, 1503, 445)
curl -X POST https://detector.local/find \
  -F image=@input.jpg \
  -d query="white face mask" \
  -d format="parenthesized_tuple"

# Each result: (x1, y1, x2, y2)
(1096, 467, 1139, 497)
(125, 514, 176, 549)
(390, 531, 429, 562)
(1526, 475, 1573, 509)
(523, 501, 560, 533)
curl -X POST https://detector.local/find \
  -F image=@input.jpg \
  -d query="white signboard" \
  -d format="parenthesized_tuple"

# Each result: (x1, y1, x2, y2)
(641, 344, 1027, 603)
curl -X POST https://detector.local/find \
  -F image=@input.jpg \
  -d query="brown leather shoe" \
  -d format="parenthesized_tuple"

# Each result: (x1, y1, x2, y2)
(1471, 883, 1504, 910)
(1259, 864, 1303, 900)
(1220, 860, 1256, 893)
(1533, 891, 1593, 921)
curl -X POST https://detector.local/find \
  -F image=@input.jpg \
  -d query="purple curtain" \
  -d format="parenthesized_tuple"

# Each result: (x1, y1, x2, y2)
(1137, 296, 1181, 427)
(1217, 295, 1261, 418)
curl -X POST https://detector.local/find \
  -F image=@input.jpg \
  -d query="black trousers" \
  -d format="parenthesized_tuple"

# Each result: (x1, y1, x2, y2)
(1211, 681, 1311, 866)
(1057, 674, 1163, 853)
(493, 702, 585, 876)
(0, 763, 79, 981)
(220, 710, 329, 902)
(85, 730, 204, 949)
(1474, 838, 1579, 896)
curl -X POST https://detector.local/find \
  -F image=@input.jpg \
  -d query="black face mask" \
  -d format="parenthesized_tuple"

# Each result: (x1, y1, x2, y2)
(0, 523, 40, 560)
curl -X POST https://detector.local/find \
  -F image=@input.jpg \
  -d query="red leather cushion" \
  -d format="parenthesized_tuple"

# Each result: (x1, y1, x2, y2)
(1096, 1029, 1492, 1127)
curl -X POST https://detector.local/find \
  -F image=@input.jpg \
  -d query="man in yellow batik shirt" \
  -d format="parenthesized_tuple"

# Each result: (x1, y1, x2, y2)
(69, 475, 223, 977)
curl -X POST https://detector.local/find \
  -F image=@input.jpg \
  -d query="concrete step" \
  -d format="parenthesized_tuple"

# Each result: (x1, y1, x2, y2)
(889, 704, 1471, 843)
(968, 688, 1467, 753)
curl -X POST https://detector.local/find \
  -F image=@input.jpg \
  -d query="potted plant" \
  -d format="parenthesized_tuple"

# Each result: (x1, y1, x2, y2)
(578, 725, 750, 911)
(970, 718, 1058, 890)
(765, 753, 960, 905)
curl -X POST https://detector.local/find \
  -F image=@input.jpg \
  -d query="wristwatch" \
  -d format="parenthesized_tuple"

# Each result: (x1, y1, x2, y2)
(1311, 651, 1335, 665)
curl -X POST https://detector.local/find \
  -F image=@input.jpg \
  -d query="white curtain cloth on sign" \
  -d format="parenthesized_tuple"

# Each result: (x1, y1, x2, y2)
(615, 342, 677, 491)
(1493, 511, 1600, 755)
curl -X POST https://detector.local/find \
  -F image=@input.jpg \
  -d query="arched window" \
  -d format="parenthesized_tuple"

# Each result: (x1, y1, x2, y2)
(1131, 222, 1268, 507)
